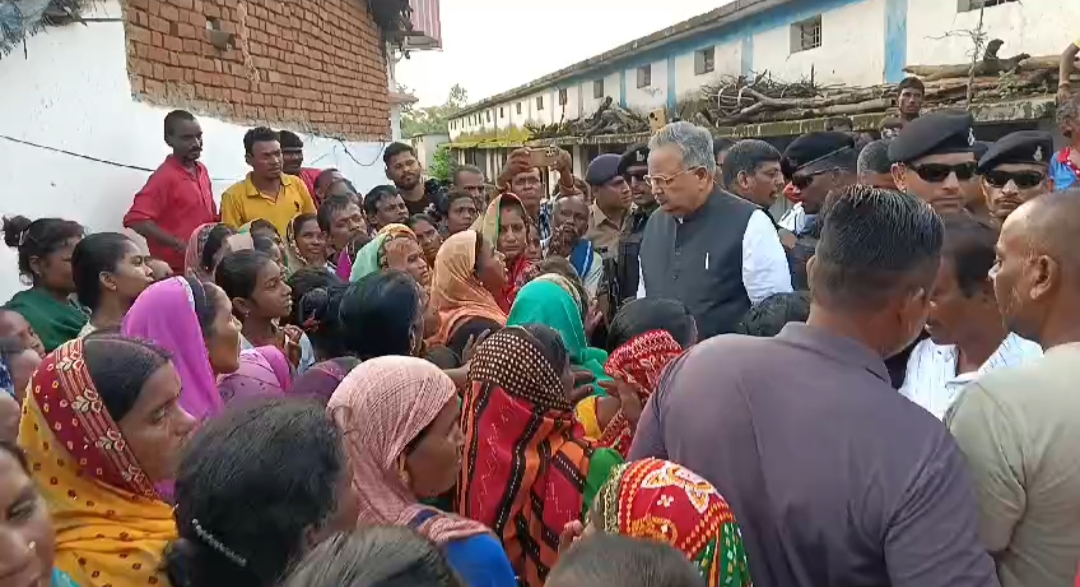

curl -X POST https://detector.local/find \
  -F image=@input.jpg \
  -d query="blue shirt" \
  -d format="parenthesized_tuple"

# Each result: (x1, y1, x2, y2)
(1051, 149, 1080, 191)
(443, 534, 517, 587)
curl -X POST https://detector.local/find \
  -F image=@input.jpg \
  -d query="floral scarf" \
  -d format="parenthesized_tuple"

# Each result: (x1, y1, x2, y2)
(18, 339, 175, 587)
(595, 458, 752, 587)
(460, 327, 606, 587)
(598, 330, 684, 456)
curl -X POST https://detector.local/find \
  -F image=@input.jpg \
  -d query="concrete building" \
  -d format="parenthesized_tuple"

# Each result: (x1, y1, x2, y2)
(0, 0, 440, 300)
(410, 133, 451, 171)
(448, 0, 1075, 181)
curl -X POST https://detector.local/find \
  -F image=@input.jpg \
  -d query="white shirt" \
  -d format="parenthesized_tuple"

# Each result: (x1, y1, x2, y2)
(637, 209, 793, 303)
(900, 333, 1043, 419)
(778, 203, 812, 234)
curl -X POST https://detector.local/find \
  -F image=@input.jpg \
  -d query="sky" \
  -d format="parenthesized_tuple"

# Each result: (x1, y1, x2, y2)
(396, 0, 735, 107)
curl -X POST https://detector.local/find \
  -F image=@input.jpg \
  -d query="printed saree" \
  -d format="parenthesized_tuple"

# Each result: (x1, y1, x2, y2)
(579, 330, 684, 451)
(459, 327, 621, 587)
(18, 339, 175, 587)
(595, 458, 752, 587)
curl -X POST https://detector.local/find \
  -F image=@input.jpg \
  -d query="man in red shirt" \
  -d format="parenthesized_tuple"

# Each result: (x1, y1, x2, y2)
(124, 110, 218, 273)
(280, 130, 322, 202)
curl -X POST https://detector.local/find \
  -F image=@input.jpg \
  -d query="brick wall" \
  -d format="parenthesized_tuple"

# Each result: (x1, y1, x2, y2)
(123, 0, 390, 140)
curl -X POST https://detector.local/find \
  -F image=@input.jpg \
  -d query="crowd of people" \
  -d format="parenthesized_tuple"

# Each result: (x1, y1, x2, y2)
(1, 57, 1080, 587)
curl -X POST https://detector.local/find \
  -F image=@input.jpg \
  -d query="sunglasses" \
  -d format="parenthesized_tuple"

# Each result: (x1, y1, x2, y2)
(983, 170, 1047, 189)
(910, 162, 977, 183)
(791, 168, 836, 191)
(625, 170, 649, 183)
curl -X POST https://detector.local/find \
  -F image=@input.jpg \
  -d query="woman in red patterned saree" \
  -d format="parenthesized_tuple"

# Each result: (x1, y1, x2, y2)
(458, 325, 622, 587)
(18, 336, 196, 587)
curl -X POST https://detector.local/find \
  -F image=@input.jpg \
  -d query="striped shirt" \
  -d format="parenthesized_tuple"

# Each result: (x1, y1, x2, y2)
(899, 333, 1042, 419)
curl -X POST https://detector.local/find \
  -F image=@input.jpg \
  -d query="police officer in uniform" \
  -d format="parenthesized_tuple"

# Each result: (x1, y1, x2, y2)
(781, 132, 858, 291)
(978, 130, 1056, 226)
(889, 110, 979, 215)
(608, 143, 655, 312)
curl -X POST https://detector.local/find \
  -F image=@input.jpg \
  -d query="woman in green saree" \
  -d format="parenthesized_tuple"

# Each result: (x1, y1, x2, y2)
(1, 216, 87, 352)
(507, 278, 610, 386)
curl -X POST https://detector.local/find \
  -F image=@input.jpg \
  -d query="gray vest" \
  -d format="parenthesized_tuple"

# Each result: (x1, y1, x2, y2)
(640, 186, 754, 339)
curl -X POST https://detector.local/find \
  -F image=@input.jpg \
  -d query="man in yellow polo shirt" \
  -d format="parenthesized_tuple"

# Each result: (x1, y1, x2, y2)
(221, 127, 317, 237)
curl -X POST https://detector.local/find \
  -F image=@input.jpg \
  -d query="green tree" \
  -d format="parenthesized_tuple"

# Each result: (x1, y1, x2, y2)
(429, 144, 455, 182)
(401, 84, 469, 138)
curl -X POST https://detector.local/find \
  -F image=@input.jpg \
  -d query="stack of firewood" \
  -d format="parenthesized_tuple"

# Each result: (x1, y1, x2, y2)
(675, 45, 1070, 129)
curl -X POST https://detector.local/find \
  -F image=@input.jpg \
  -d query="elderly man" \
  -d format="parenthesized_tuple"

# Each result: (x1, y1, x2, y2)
(637, 122, 791, 339)
(948, 189, 1080, 587)
(889, 110, 978, 215)
(498, 148, 579, 242)
(978, 131, 1055, 226)
(631, 185, 998, 587)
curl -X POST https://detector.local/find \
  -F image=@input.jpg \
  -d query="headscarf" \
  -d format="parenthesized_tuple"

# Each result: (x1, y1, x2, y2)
(19, 339, 175, 587)
(532, 272, 586, 319)
(217, 346, 293, 405)
(3, 289, 88, 353)
(507, 279, 609, 386)
(287, 357, 359, 405)
(472, 193, 540, 311)
(598, 330, 684, 455)
(460, 327, 608, 587)
(328, 356, 491, 543)
(595, 458, 752, 587)
(121, 277, 222, 421)
(350, 223, 416, 281)
(285, 216, 326, 274)
(184, 222, 217, 281)
(429, 230, 507, 346)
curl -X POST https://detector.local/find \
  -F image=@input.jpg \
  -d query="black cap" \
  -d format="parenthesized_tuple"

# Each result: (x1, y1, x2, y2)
(781, 132, 856, 178)
(888, 110, 976, 164)
(977, 131, 1054, 173)
(618, 143, 650, 176)
(586, 154, 623, 186)
(972, 141, 992, 161)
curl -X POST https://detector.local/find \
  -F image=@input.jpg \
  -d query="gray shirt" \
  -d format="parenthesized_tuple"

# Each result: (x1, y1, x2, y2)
(630, 323, 999, 587)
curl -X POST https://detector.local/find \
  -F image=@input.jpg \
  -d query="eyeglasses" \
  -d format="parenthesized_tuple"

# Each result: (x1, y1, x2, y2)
(626, 171, 649, 184)
(983, 170, 1047, 189)
(910, 162, 977, 183)
(644, 167, 702, 189)
(790, 168, 837, 191)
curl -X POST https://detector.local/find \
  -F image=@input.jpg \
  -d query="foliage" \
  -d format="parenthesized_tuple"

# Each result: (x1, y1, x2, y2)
(0, 0, 86, 60)
(401, 84, 469, 139)
(429, 144, 454, 182)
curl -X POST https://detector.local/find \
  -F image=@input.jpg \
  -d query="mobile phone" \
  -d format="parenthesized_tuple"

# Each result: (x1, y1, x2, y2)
(529, 147, 559, 168)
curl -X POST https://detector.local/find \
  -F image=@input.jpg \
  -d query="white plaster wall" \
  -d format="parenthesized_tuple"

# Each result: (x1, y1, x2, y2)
(907, 0, 1080, 68)
(0, 1, 391, 302)
(581, 72, 621, 115)
(753, 0, 886, 86)
(556, 85, 582, 122)
(673, 40, 743, 103)
(625, 59, 669, 112)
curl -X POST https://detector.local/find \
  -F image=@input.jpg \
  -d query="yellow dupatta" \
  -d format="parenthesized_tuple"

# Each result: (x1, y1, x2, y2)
(18, 340, 176, 587)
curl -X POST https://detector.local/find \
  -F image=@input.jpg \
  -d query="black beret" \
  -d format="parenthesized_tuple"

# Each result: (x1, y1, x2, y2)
(781, 132, 856, 177)
(972, 141, 992, 160)
(585, 154, 623, 186)
(618, 143, 650, 176)
(977, 131, 1054, 173)
(888, 110, 976, 164)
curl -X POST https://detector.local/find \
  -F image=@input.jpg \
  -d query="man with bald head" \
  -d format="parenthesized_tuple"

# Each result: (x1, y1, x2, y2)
(947, 188, 1080, 587)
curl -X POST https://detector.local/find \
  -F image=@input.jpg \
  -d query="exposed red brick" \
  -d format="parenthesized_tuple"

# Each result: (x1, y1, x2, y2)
(123, 0, 388, 140)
